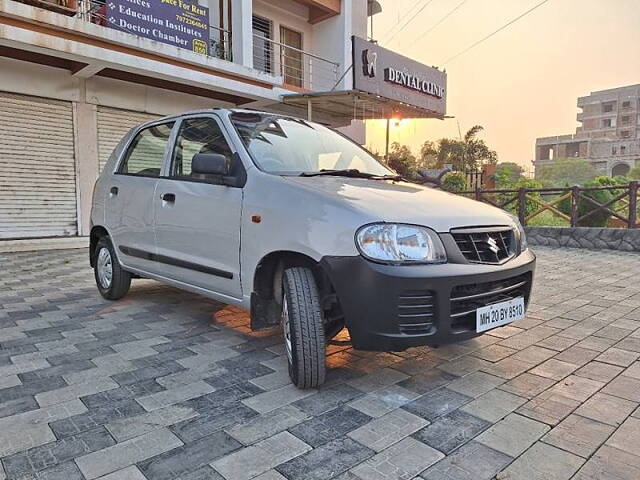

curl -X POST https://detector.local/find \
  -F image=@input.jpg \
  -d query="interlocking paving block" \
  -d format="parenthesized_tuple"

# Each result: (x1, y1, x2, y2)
(446, 371, 505, 398)
(605, 416, 640, 458)
(412, 409, 490, 454)
(171, 402, 259, 443)
(2, 427, 115, 479)
(517, 390, 581, 426)
(481, 357, 531, 380)
(542, 413, 614, 458)
(346, 367, 410, 393)
(292, 383, 362, 416)
(136, 381, 215, 412)
(225, 405, 310, 446)
(396, 369, 457, 395)
(476, 413, 549, 457)
(460, 388, 527, 423)
(0, 399, 88, 457)
(0, 374, 22, 389)
(347, 385, 420, 418)
(211, 431, 310, 480)
(401, 388, 471, 422)
(529, 359, 579, 381)
(420, 441, 512, 480)
(574, 361, 624, 383)
(348, 408, 429, 452)
(35, 376, 118, 407)
(75, 428, 183, 479)
(138, 430, 241, 480)
(241, 384, 316, 414)
(498, 441, 585, 480)
(351, 437, 443, 480)
(0, 396, 40, 420)
(553, 346, 600, 367)
(107, 404, 198, 442)
(50, 399, 146, 438)
(289, 405, 372, 447)
(601, 375, 640, 402)
(544, 375, 604, 402)
(498, 373, 555, 399)
(96, 466, 148, 480)
(573, 444, 640, 480)
(276, 437, 374, 480)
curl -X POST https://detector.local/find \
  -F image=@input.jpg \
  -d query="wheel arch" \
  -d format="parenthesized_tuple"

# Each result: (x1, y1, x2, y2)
(89, 225, 110, 268)
(250, 250, 335, 332)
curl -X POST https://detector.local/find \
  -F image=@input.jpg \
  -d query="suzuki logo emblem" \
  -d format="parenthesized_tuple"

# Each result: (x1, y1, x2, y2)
(362, 49, 377, 78)
(486, 236, 500, 255)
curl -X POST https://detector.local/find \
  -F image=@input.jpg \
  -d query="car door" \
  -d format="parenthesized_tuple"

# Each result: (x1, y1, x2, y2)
(154, 115, 243, 299)
(104, 121, 175, 273)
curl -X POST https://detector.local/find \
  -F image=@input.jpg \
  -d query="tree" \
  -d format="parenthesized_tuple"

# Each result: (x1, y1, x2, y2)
(494, 162, 525, 188)
(535, 158, 598, 186)
(386, 142, 418, 178)
(419, 125, 497, 171)
(441, 172, 467, 192)
(629, 165, 640, 180)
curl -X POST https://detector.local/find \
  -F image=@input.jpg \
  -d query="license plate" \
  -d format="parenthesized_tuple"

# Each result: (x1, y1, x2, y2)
(476, 297, 525, 333)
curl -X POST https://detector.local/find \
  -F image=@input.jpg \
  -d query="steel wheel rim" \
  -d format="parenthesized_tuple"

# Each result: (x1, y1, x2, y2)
(282, 296, 293, 362)
(97, 247, 113, 289)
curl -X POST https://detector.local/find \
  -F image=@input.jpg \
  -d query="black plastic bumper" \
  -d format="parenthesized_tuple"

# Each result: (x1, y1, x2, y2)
(320, 250, 536, 351)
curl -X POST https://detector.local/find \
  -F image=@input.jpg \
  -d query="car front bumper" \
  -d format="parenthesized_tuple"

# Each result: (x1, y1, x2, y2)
(320, 249, 536, 351)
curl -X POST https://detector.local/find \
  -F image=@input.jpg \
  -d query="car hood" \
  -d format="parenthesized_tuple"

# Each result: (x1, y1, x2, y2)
(284, 176, 515, 232)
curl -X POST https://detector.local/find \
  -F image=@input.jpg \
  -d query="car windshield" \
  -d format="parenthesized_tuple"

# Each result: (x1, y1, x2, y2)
(229, 112, 395, 177)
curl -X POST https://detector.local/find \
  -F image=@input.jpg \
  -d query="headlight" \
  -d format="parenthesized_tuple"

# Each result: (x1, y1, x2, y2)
(508, 214, 528, 253)
(355, 223, 447, 264)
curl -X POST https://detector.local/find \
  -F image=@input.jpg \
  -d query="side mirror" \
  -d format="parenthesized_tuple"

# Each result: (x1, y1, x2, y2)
(191, 153, 230, 176)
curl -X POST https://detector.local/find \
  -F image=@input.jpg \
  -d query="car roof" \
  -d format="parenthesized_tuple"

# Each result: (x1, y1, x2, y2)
(147, 108, 290, 126)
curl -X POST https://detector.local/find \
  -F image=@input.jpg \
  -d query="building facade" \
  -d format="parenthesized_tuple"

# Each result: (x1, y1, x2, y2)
(535, 84, 640, 178)
(0, 0, 370, 248)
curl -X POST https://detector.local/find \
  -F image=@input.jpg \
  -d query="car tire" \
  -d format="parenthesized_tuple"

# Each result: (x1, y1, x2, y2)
(282, 266, 326, 389)
(94, 236, 131, 301)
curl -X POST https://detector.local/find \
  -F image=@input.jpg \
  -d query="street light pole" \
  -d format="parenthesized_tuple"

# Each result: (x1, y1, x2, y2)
(384, 118, 390, 161)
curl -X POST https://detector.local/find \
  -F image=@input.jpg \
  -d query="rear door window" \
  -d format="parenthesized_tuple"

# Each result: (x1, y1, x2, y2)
(119, 122, 175, 177)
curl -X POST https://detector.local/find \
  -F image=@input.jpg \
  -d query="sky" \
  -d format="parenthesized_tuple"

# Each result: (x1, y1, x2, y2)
(365, 0, 640, 174)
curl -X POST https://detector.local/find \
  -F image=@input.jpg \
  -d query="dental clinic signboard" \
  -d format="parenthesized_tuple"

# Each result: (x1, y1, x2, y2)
(352, 36, 447, 117)
(107, 0, 210, 55)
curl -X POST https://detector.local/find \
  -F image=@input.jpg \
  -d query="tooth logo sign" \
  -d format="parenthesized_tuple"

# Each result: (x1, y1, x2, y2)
(362, 49, 377, 78)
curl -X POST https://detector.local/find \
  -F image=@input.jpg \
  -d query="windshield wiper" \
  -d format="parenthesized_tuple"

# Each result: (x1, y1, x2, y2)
(299, 169, 404, 181)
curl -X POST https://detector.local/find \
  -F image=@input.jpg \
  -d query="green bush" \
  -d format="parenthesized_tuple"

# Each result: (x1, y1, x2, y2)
(441, 172, 467, 193)
(557, 178, 616, 227)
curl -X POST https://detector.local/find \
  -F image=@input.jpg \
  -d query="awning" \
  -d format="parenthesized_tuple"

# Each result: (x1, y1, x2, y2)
(281, 89, 446, 123)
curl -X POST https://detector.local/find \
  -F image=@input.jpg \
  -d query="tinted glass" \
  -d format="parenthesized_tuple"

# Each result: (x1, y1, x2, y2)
(230, 112, 392, 176)
(171, 117, 233, 178)
(120, 122, 174, 177)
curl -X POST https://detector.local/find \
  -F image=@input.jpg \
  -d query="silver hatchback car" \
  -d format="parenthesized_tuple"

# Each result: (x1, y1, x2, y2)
(90, 109, 536, 388)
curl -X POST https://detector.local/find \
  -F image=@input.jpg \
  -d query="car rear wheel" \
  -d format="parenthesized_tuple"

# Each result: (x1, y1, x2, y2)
(94, 236, 131, 300)
(282, 266, 326, 389)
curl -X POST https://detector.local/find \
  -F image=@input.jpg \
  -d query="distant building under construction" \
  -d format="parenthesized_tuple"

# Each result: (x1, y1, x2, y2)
(535, 84, 640, 177)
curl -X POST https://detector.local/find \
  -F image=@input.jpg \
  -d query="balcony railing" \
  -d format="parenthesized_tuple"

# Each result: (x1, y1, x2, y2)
(253, 35, 339, 91)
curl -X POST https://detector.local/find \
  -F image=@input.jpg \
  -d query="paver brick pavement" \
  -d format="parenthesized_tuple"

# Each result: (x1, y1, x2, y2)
(1, 246, 640, 479)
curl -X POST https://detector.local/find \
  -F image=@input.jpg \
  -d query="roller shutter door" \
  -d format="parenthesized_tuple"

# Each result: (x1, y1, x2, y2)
(0, 93, 77, 239)
(97, 107, 159, 172)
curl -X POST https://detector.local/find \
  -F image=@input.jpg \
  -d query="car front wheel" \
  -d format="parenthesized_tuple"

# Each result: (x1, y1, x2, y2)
(282, 266, 326, 389)
(94, 236, 131, 300)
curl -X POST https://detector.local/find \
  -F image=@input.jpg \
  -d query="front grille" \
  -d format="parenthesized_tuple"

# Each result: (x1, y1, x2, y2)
(449, 273, 531, 332)
(397, 290, 436, 335)
(452, 227, 515, 264)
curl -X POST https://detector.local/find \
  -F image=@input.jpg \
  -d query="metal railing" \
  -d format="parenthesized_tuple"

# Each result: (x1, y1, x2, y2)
(461, 182, 640, 228)
(252, 34, 340, 91)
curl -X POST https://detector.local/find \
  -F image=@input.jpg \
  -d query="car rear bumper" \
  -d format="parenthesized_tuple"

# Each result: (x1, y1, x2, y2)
(320, 250, 536, 351)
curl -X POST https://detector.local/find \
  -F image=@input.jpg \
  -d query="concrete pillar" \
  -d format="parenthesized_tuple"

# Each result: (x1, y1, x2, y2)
(72, 95, 99, 236)
(232, 0, 253, 69)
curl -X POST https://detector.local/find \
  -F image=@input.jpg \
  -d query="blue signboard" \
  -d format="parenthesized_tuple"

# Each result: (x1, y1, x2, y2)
(107, 0, 210, 55)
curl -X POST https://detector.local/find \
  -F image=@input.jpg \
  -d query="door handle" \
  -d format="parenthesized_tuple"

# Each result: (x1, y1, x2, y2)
(161, 193, 176, 203)
(110, 186, 118, 196)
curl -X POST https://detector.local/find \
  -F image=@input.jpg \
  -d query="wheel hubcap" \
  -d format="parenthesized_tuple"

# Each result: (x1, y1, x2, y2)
(282, 296, 293, 362)
(97, 247, 113, 289)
